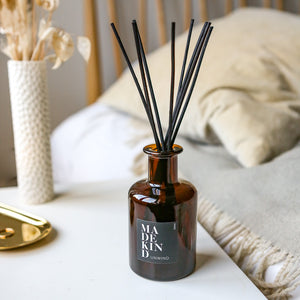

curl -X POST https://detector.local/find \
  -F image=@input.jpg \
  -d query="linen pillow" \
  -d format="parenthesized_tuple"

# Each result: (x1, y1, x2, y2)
(101, 8, 300, 167)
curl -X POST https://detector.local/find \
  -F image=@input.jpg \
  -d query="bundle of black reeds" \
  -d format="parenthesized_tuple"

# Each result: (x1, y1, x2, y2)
(111, 20, 213, 153)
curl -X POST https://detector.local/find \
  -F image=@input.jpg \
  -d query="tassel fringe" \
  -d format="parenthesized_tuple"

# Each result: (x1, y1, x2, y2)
(198, 198, 300, 300)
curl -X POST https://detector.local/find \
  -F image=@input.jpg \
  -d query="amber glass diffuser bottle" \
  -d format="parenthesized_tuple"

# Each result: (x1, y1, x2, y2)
(111, 19, 213, 281)
(129, 144, 197, 281)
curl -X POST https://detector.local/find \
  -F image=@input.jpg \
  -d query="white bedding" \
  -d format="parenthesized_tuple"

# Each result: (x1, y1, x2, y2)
(51, 102, 299, 299)
(51, 102, 240, 184)
(52, 103, 150, 183)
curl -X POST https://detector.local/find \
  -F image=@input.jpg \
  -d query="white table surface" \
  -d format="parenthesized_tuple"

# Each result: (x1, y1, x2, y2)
(0, 180, 266, 300)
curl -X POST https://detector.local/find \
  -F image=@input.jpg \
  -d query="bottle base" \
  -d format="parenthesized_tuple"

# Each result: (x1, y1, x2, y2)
(129, 263, 195, 281)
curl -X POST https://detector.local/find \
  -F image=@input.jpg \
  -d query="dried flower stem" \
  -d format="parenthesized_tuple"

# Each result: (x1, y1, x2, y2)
(6, 34, 17, 59)
(39, 10, 52, 60)
(31, 36, 43, 60)
(32, 1, 36, 53)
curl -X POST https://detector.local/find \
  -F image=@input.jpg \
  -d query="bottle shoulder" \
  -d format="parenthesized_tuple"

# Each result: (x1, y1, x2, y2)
(129, 178, 196, 190)
(129, 178, 197, 205)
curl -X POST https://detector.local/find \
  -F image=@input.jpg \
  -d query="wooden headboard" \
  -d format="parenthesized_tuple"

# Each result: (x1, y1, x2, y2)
(84, 0, 289, 105)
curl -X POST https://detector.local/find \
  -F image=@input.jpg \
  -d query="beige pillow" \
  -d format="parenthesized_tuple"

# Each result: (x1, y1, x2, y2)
(101, 8, 300, 167)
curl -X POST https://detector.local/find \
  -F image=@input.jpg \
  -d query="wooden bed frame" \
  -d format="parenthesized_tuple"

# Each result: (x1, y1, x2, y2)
(84, 0, 287, 105)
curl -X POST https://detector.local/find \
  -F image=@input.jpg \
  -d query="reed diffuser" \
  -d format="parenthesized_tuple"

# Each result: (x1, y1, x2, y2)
(112, 20, 213, 280)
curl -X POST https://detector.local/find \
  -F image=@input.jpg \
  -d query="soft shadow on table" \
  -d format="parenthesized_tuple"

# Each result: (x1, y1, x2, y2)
(52, 191, 107, 203)
(195, 253, 216, 271)
(53, 192, 109, 205)
(53, 192, 66, 201)
(52, 191, 93, 203)
(3, 227, 58, 253)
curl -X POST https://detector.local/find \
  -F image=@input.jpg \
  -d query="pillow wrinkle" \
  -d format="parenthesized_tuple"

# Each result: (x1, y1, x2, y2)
(262, 46, 300, 96)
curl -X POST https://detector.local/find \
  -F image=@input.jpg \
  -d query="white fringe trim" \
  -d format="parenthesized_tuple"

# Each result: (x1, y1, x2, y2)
(198, 198, 300, 300)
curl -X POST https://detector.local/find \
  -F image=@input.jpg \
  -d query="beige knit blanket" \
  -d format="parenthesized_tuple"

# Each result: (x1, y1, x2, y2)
(180, 142, 300, 299)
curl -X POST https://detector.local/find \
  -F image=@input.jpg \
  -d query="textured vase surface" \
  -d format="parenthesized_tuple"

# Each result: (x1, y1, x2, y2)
(8, 61, 54, 204)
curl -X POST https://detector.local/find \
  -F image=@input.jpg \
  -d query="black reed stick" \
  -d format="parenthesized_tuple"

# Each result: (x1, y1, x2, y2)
(133, 20, 166, 152)
(111, 20, 213, 154)
(132, 22, 162, 151)
(171, 27, 213, 145)
(164, 21, 211, 145)
(167, 22, 176, 151)
(176, 21, 211, 102)
(171, 22, 210, 124)
(177, 19, 194, 93)
(166, 22, 211, 145)
(111, 23, 161, 151)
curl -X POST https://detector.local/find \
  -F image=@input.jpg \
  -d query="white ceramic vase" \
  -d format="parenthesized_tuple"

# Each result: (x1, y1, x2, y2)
(8, 60, 54, 204)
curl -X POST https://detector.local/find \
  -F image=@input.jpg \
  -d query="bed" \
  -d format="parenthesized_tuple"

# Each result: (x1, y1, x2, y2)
(51, 1, 300, 299)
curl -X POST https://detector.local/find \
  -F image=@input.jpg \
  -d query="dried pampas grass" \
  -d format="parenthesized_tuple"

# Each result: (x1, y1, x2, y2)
(0, 0, 90, 68)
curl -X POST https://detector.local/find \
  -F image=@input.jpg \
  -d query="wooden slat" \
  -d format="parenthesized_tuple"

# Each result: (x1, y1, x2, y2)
(239, 0, 247, 7)
(84, 0, 101, 105)
(276, 0, 284, 10)
(155, 0, 167, 45)
(107, 0, 123, 78)
(199, 0, 208, 22)
(184, 0, 192, 30)
(139, 0, 147, 52)
(263, 0, 271, 7)
(225, 0, 233, 14)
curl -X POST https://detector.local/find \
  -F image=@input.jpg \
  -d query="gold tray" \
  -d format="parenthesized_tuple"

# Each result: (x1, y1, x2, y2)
(0, 202, 52, 250)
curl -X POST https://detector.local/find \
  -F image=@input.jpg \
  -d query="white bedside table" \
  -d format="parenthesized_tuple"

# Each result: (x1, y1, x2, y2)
(0, 180, 266, 300)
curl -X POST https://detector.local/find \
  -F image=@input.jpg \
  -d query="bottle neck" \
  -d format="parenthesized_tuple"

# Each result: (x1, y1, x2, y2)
(148, 155, 178, 184)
